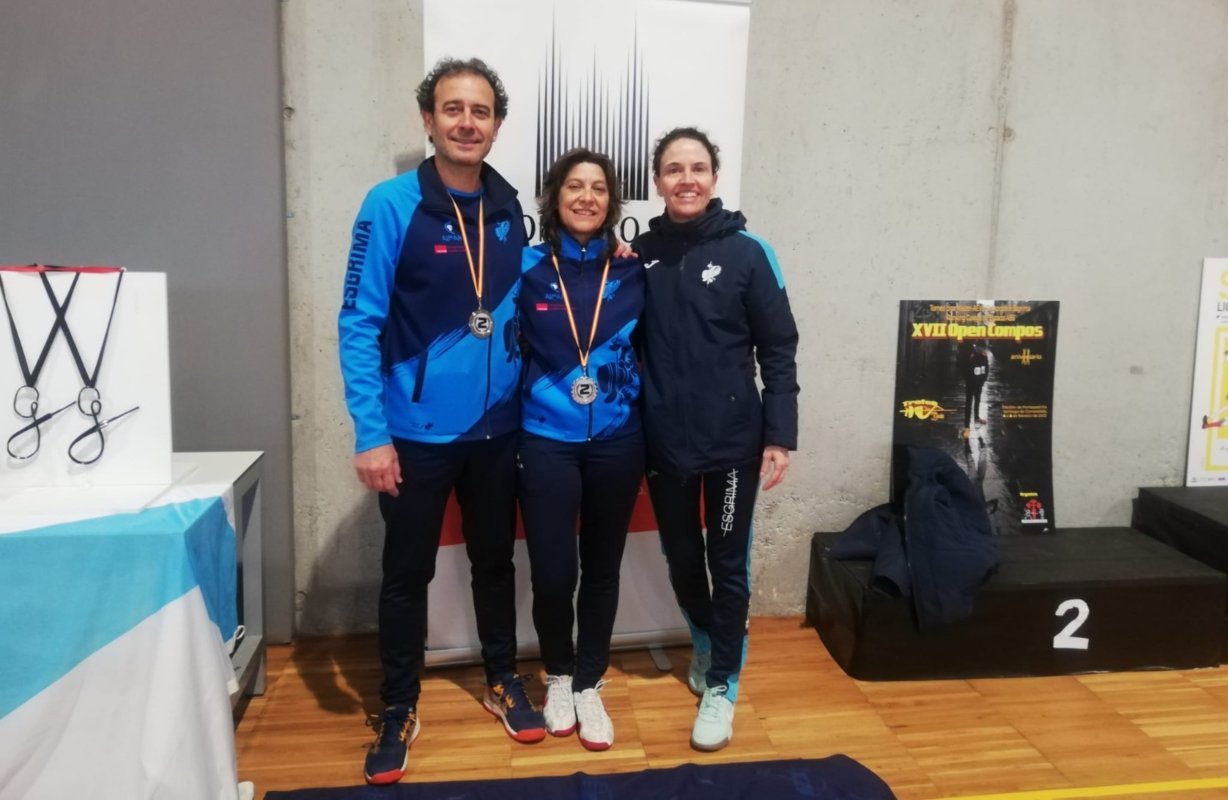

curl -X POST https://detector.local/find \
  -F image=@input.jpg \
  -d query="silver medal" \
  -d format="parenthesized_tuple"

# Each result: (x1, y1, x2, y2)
(571, 375, 599, 405)
(469, 309, 494, 338)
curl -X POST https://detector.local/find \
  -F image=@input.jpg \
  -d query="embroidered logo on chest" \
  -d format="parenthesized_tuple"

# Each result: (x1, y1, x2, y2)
(701, 262, 722, 285)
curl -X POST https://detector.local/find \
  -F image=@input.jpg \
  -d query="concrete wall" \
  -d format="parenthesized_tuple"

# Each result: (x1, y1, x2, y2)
(0, 0, 296, 639)
(282, 1, 425, 633)
(743, 0, 1228, 610)
(285, 0, 1228, 633)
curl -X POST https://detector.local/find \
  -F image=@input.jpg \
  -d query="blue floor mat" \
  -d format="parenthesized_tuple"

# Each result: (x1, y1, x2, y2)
(265, 756, 896, 799)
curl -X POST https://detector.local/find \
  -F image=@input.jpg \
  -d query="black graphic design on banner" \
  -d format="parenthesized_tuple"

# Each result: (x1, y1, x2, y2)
(535, 22, 651, 201)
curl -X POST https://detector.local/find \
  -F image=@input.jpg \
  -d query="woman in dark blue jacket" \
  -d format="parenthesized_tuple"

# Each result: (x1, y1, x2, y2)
(633, 127, 799, 752)
(518, 148, 644, 751)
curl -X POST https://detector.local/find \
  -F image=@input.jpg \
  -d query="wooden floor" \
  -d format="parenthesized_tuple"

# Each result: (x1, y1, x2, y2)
(236, 617, 1228, 799)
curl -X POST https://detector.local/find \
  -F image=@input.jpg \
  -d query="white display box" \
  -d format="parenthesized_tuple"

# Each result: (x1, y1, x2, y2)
(0, 269, 172, 487)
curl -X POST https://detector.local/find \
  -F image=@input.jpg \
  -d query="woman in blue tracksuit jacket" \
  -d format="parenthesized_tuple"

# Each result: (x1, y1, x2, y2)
(633, 127, 800, 753)
(518, 148, 644, 751)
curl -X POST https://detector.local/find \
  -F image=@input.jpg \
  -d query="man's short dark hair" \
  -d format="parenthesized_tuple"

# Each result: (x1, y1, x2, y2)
(651, 126, 721, 176)
(537, 148, 624, 250)
(416, 57, 509, 119)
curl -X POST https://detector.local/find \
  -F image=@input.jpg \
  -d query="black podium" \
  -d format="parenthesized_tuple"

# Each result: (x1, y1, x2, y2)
(1134, 487, 1228, 577)
(1134, 486, 1228, 644)
(807, 527, 1226, 681)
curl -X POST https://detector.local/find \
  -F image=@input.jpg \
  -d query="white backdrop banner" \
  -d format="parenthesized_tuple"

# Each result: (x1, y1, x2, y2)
(1186, 258, 1228, 485)
(425, 0, 749, 243)
(421, 0, 751, 663)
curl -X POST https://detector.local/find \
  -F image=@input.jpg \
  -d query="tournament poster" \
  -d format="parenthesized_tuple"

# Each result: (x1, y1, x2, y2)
(892, 300, 1060, 535)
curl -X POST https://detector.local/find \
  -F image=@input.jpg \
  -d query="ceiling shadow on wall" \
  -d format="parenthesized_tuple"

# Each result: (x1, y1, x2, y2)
(395, 148, 426, 176)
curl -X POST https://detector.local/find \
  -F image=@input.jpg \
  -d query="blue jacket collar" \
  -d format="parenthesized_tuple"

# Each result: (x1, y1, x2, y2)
(418, 157, 520, 216)
(557, 230, 608, 262)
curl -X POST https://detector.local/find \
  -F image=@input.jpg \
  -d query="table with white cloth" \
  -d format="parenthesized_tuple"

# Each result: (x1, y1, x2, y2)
(0, 451, 264, 800)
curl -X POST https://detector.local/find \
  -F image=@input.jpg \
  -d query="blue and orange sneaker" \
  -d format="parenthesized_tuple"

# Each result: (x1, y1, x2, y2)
(363, 704, 419, 784)
(482, 674, 546, 743)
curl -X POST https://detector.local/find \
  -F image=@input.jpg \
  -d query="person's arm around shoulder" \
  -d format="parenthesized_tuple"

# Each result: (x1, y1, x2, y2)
(740, 232, 799, 491)
(612, 237, 637, 260)
(338, 185, 406, 496)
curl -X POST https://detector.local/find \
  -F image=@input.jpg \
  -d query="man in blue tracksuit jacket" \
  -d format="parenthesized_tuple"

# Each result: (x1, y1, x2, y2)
(338, 57, 543, 786)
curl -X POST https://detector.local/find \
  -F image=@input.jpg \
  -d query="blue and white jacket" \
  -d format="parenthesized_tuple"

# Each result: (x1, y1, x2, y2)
(519, 232, 644, 442)
(339, 158, 524, 450)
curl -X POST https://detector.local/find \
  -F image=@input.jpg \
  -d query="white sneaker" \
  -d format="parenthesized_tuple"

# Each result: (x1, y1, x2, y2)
(690, 685, 734, 751)
(573, 681, 614, 751)
(543, 674, 576, 736)
(687, 652, 710, 696)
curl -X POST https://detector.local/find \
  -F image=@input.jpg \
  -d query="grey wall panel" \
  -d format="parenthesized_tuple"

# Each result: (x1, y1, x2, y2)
(0, 0, 294, 640)
(281, 0, 425, 637)
(995, 0, 1228, 528)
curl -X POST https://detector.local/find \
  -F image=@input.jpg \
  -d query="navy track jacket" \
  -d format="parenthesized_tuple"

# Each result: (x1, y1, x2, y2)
(832, 447, 999, 630)
(634, 199, 800, 474)
(519, 232, 644, 442)
(339, 158, 525, 450)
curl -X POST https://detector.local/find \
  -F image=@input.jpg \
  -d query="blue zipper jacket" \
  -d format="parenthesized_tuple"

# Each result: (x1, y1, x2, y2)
(519, 233, 644, 442)
(338, 158, 524, 450)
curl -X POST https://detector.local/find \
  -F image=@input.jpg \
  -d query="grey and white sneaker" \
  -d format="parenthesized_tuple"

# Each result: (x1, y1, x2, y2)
(687, 651, 711, 696)
(573, 681, 614, 751)
(690, 685, 734, 751)
(543, 674, 576, 736)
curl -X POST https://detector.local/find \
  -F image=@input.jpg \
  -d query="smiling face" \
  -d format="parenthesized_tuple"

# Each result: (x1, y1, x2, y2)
(421, 72, 502, 175)
(653, 137, 718, 223)
(557, 161, 610, 244)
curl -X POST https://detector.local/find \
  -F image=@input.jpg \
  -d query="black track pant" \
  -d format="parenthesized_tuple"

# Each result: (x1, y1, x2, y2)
(377, 433, 518, 707)
(646, 460, 760, 702)
(518, 431, 644, 691)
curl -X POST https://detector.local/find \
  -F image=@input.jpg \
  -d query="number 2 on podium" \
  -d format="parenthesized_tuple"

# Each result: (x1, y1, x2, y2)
(1053, 598, 1090, 650)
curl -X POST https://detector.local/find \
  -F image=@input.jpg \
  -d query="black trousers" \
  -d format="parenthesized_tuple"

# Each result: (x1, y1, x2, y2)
(646, 460, 760, 702)
(518, 431, 644, 691)
(377, 433, 518, 707)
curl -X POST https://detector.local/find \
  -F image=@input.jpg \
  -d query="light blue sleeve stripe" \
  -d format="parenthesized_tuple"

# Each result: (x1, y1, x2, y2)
(338, 175, 418, 452)
(738, 230, 786, 289)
